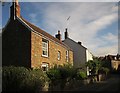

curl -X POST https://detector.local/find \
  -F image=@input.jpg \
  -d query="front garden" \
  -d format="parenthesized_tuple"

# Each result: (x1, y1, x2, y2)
(2, 58, 113, 92)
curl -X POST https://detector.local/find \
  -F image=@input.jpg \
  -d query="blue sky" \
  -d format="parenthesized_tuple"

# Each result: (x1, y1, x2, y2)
(1, 1, 119, 56)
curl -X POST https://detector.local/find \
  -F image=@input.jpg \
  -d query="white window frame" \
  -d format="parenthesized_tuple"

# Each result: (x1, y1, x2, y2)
(66, 50, 69, 62)
(42, 39, 48, 57)
(58, 51, 61, 60)
(41, 63, 49, 71)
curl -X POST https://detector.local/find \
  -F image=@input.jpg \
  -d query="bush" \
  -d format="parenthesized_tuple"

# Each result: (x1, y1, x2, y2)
(46, 64, 76, 90)
(76, 71, 87, 80)
(46, 68, 61, 81)
(2, 66, 29, 92)
(2, 66, 47, 92)
(99, 67, 110, 75)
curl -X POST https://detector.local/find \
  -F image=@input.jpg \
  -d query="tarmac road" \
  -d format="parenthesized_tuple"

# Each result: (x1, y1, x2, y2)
(73, 74, 120, 92)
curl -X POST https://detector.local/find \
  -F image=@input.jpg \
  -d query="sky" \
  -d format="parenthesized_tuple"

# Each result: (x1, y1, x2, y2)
(1, 0, 119, 56)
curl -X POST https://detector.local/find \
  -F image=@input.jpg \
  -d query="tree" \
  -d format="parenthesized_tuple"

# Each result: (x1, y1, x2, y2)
(86, 58, 102, 75)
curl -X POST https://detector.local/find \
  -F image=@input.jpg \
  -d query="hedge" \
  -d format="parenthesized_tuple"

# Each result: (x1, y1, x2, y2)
(2, 66, 47, 92)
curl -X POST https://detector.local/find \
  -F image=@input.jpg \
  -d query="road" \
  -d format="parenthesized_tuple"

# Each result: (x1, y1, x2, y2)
(73, 74, 120, 92)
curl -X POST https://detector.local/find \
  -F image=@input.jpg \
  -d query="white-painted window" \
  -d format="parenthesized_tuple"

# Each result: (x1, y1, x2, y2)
(41, 63, 49, 71)
(66, 50, 69, 62)
(42, 39, 48, 57)
(58, 51, 61, 60)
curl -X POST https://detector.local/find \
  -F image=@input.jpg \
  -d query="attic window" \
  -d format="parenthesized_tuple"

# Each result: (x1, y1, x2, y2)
(42, 39, 48, 57)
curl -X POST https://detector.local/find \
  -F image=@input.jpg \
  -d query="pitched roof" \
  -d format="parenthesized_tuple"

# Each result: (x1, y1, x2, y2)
(18, 17, 71, 50)
(63, 37, 87, 49)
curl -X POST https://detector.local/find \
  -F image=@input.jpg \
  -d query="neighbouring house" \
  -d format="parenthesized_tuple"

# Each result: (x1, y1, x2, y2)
(107, 54, 120, 71)
(63, 28, 93, 75)
(2, 0, 73, 71)
(99, 54, 120, 71)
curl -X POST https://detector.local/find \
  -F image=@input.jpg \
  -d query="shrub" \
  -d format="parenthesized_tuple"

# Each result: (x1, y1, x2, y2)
(2, 66, 47, 92)
(99, 67, 110, 75)
(22, 68, 47, 92)
(46, 64, 76, 90)
(46, 68, 61, 81)
(2, 66, 29, 92)
(76, 71, 87, 80)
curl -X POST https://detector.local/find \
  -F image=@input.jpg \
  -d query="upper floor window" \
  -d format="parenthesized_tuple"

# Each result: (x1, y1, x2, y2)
(66, 50, 69, 62)
(42, 39, 48, 57)
(58, 51, 61, 60)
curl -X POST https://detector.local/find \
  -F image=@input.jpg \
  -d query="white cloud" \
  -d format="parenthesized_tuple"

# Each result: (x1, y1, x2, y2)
(29, 2, 118, 56)
(95, 45, 118, 56)
(29, 13, 38, 25)
(102, 33, 118, 43)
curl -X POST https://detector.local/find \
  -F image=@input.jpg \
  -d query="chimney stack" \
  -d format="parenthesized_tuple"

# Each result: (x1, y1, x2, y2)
(65, 28, 68, 39)
(55, 30, 61, 41)
(78, 41, 82, 45)
(10, 0, 20, 20)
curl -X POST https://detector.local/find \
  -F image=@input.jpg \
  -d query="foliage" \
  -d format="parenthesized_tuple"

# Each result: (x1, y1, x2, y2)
(2, 66, 47, 92)
(47, 63, 76, 81)
(46, 68, 61, 81)
(46, 63, 77, 89)
(98, 67, 110, 75)
(76, 70, 87, 80)
(101, 60, 111, 69)
(86, 58, 102, 75)
(59, 63, 76, 79)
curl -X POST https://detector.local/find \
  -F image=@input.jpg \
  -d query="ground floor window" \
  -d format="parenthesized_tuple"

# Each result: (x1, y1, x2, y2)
(41, 62, 49, 71)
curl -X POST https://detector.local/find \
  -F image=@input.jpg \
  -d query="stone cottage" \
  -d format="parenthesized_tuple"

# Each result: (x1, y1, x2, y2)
(2, 0, 73, 71)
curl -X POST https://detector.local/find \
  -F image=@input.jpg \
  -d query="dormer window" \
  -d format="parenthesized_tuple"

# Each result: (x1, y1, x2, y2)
(42, 39, 48, 57)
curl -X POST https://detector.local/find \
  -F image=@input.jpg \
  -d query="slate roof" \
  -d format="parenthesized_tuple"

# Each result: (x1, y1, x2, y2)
(18, 17, 72, 50)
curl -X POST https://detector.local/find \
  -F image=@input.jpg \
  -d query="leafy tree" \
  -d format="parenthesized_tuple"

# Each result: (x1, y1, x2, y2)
(86, 58, 102, 75)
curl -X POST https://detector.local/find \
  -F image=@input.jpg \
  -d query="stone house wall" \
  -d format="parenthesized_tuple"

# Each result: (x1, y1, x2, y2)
(31, 32, 73, 68)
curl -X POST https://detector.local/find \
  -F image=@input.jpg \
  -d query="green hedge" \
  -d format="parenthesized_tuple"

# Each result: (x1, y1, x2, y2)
(46, 64, 77, 90)
(2, 66, 47, 92)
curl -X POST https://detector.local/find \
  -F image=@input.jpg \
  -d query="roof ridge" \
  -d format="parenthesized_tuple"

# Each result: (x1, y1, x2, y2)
(18, 17, 72, 50)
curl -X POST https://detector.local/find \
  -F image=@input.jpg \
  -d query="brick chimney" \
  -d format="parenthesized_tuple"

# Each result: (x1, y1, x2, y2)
(55, 30, 61, 41)
(10, 0, 20, 20)
(65, 28, 69, 39)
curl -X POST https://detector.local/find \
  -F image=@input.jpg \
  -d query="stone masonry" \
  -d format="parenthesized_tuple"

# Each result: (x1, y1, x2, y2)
(31, 32, 73, 68)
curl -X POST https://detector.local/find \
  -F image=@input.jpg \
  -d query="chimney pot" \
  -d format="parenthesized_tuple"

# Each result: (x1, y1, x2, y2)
(58, 30, 60, 34)
(55, 30, 61, 41)
(78, 41, 81, 45)
(65, 28, 68, 39)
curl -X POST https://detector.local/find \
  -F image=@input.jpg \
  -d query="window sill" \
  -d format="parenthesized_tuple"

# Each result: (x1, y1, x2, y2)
(42, 55, 48, 58)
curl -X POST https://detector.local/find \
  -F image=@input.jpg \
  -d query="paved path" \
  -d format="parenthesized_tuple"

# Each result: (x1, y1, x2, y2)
(73, 74, 120, 92)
